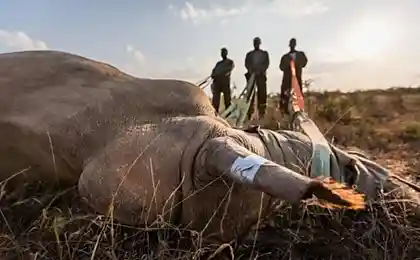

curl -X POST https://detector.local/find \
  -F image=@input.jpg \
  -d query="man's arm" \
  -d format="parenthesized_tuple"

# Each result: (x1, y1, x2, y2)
(279, 54, 288, 71)
(217, 59, 235, 76)
(245, 51, 252, 72)
(210, 63, 218, 78)
(300, 51, 308, 68)
(228, 59, 235, 75)
(263, 51, 270, 72)
(211, 61, 223, 78)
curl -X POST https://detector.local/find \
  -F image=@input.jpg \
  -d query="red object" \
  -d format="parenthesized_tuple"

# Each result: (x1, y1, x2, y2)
(290, 59, 305, 112)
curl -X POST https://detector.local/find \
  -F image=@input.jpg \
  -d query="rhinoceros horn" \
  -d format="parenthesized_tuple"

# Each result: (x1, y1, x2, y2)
(200, 136, 365, 210)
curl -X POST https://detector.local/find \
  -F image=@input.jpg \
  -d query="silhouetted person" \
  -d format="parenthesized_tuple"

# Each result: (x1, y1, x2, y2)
(279, 38, 308, 114)
(245, 37, 270, 119)
(211, 47, 235, 113)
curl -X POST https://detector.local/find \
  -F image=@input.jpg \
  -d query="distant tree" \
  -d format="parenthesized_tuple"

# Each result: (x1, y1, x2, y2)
(303, 78, 314, 92)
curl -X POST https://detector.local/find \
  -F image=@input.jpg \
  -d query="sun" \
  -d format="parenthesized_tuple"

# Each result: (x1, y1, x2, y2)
(341, 16, 397, 61)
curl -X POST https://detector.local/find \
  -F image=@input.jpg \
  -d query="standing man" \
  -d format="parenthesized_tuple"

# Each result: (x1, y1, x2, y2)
(210, 47, 235, 113)
(279, 38, 308, 114)
(245, 37, 270, 119)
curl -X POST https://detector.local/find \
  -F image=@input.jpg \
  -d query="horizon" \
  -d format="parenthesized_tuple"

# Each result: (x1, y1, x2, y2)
(0, 0, 419, 96)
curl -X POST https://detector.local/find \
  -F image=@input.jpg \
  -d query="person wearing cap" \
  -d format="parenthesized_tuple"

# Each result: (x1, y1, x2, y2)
(279, 38, 308, 114)
(210, 47, 235, 113)
(244, 37, 270, 119)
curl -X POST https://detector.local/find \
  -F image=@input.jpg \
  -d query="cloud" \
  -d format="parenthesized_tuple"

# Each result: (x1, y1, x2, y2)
(123, 44, 150, 78)
(266, 0, 330, 17)
(125, 44, 145, 63)
(123, 43, 213, 84)
(169, 0, 330, 23)
(0, 30, 48, 51)
(169, 2, 247, 24)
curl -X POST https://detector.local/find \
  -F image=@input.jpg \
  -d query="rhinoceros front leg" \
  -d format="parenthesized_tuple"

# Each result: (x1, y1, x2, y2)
(200, 136, 365, 209)
(78, 123, 189, 226)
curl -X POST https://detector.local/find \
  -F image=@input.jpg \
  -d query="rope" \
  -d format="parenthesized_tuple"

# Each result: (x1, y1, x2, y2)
(390, 174, 420, 193)
(196, 76, 211, 87)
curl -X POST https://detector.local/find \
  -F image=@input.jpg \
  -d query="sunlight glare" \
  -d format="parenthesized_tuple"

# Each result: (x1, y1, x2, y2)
(342, 16, 398, 61)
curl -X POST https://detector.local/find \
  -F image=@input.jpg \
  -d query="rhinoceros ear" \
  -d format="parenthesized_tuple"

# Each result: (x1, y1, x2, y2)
(202, 136, 366, 209)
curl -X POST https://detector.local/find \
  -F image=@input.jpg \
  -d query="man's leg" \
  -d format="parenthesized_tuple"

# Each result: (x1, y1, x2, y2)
(222, 81, 232, 110)
(256, 74, 267, 118)
(211, 82, 221, 113)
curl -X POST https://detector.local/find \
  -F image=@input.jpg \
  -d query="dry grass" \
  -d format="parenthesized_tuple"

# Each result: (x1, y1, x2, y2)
(2, 87, 420, 259)
(2, 180, 420, 259)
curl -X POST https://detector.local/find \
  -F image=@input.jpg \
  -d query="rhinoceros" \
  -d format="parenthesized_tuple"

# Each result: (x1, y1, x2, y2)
(0, 50, 387, 242)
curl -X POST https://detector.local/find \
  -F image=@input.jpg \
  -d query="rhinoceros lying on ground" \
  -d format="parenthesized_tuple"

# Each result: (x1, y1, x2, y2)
(0, 50, 388, 242)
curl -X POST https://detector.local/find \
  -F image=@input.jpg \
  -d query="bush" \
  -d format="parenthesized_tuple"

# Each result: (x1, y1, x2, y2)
(401, 123, 420, 141)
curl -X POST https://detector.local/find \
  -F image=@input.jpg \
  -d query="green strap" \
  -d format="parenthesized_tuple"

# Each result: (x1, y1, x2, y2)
(220, 74, 256, 128)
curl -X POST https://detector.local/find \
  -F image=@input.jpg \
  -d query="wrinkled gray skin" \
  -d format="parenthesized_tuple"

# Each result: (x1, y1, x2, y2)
(0, 50, 388, 242)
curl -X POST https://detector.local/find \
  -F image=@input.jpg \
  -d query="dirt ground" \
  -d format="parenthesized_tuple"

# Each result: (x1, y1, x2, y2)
(1, 87, 420, 259)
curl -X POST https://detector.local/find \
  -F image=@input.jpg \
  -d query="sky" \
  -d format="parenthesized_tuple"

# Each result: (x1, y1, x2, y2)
(0, 0, 419, 95)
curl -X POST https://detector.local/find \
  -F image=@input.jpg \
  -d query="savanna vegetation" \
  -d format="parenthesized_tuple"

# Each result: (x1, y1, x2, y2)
(2, 87, 420, 259)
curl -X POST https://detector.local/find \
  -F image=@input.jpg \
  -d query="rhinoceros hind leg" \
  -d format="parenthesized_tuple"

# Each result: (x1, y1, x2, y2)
(0, 121, 78, 187)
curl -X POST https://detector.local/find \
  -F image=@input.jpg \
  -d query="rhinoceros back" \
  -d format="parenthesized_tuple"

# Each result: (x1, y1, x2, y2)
(0, 50, 217, 184)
